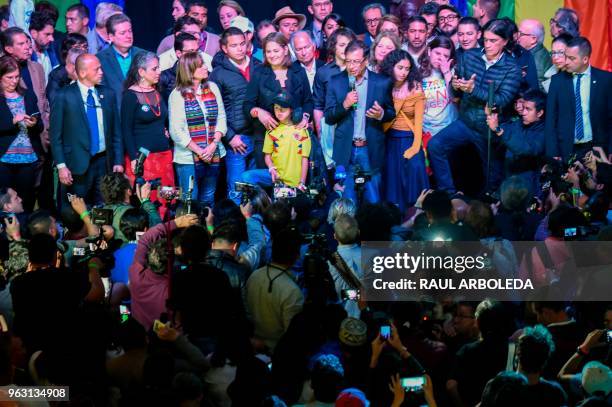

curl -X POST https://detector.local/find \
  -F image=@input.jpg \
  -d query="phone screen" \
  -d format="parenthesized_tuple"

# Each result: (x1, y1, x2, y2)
(119, 305, 130, 323)
(607, 330, 612, 343)
(341, 289, 360, 301)
(401, 376, 425, 392)
(380, 325, 391, 340)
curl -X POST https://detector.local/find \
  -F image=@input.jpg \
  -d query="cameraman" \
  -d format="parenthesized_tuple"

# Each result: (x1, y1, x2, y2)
(100, 173, 161, 243)
(10, 233, 104, 354)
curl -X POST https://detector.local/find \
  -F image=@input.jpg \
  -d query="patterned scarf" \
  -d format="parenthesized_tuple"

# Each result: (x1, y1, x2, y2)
(184, 86, 220, 163)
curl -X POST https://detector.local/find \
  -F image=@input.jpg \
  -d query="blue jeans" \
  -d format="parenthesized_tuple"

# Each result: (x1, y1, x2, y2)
(226, 135, 256, 204)
(343, 146, 381, 205)
(428, 119, 503, 193)
(175, 162, 220, 207)
(240, 169, 273, 188)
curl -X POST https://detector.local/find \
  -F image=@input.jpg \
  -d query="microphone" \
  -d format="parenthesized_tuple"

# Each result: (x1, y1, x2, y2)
(348, 75, 358, 109)
(134, 147, 150, 178)
(487, 80, 495, 113)
(186, 175, 194, 214)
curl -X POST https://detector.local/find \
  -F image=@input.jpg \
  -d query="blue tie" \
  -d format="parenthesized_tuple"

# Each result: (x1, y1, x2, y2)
(87, 89, 100, 155)
(574, 73, 584, 142)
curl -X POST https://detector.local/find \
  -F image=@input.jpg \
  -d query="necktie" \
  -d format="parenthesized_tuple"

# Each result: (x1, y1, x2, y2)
(574, 73, 584, 142)
(87, 89, 100, 155)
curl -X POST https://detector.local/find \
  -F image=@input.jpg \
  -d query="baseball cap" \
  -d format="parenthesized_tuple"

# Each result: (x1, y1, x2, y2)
(582, 361, 612, 396)
(230, 16, 254, 33)
(272, 91, 293, 108)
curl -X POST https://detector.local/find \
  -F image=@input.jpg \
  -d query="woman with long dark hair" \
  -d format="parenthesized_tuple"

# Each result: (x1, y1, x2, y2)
(0, 56, 43, 212)
(381, 49, 428, 212)
(419, 35, 458, 136)
(244, 32, 313, 168)
(169, 52, 227, 208)
(121, 51, 174, 206)
(320, 13, 345, 62)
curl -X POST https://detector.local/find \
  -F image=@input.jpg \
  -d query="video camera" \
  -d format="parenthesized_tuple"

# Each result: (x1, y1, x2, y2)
(135, 177, 161, 189)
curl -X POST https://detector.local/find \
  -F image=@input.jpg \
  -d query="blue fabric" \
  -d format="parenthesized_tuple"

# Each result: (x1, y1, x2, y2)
(428, 119, 503, 193)
(240, 169, 273, 188)
(226, 135, 256, 204)
(342, 146, 381, 204)
(86, 89, 100, 155)
(176, 162, 220, 207)
(83, 0, 125, 29)
(111, 243, 136, 284)
(574, 73, 584, 142)
(450, 0, 468, 16)
(383, 130, 429, 213)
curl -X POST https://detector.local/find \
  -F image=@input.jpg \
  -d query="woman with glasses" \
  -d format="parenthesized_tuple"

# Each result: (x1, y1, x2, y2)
(542, 33, 573, 93)
(549, 8, 580, 38)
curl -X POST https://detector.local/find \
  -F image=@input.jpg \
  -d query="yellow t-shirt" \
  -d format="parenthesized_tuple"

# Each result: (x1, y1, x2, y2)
(263, 123, 311, 187)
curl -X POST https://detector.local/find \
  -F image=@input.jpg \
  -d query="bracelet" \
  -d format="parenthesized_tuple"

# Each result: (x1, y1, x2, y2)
(80, 210, 90, 220)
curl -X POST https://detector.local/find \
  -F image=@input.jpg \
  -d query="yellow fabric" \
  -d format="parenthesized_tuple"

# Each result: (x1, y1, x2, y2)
(263, 124, 311, 187)
(391, 92, 425, 142)
(514, 0, 563, 49)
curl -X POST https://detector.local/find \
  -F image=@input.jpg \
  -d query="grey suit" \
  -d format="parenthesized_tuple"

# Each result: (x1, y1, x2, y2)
(96, 45, 146, 108)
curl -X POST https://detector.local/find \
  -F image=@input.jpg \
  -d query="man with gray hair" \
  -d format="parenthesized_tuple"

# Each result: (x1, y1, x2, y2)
(290, 30, 323, 91)
(518, 19, 552, 90)
(358, 3, 386, 47)
(88, 2, 122, 54)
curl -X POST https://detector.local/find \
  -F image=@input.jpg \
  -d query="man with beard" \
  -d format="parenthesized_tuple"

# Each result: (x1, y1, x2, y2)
(436, 5, 460, 46)
(405, 16, 428, 68)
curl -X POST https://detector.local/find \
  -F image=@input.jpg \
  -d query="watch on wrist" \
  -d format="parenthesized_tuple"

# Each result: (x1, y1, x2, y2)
(494, 126, 502, 134)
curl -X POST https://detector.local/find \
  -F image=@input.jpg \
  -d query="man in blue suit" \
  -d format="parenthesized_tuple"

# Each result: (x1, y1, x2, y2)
(324, 40, 394, 205)
(545, 36, 612, 162)
(95, 13, 145, 108)
(50, 54, 123, 205)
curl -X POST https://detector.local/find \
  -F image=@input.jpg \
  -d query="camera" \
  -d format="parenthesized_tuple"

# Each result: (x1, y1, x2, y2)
(91, 208, 113, 226)
(235, 181, 258, 205)
(135, 177, 162, 189)
(273, 183, 297, 200)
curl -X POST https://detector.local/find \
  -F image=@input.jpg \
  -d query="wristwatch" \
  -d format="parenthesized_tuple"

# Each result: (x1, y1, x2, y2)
(494, 126, 504, 136)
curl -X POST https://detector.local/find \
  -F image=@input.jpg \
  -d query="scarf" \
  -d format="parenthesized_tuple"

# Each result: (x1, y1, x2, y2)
(184, 86, 220, 163)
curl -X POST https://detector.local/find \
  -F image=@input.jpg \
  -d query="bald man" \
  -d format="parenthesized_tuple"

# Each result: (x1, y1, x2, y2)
(50, 53, 123, 205)
(518, 19, 552, 90)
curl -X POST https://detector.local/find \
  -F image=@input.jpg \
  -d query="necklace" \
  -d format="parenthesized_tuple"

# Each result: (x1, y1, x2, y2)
(142, 91, 161, 117)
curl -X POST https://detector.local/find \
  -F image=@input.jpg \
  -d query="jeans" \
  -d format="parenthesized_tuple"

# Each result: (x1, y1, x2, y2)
(176, 162, 220, 207)
(342, 146, 381, 205)
(240, 169, 273, 188)
(226, 135, 256, 204)
(428, 119, 503, 193)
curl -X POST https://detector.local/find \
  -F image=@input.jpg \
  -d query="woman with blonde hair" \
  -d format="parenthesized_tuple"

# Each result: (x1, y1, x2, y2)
(217, 0, 245, 30)
(169, 52, 227, 207)
(369, 31, 401, 73)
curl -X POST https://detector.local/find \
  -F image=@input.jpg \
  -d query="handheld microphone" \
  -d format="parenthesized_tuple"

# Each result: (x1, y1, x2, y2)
(348, 76, 358, 109)
(134, 147, 150, 178)
(186, 175, 194, 214)
(487, 80, 495, 112)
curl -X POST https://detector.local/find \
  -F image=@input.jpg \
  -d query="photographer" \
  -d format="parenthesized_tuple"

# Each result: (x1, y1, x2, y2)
(413, 190, 477, 241)
(100, 172, 162, 243)
(10, 233, 104, 353)
(128, 214, 198, 331)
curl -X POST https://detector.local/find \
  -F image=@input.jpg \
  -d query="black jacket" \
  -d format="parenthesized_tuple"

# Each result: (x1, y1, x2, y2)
(243, 63, 314, 139)
(159, 63, 177, 104)
(202, 249, 249, 299)
(209, 53, 261, 144)
(46, 65, 71, 106)
(0, 89, 44, 158)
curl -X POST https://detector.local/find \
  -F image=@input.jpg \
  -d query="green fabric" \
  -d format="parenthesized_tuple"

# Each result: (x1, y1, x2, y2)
(39, 0, 80, 32)
(467, 0, 515, 20)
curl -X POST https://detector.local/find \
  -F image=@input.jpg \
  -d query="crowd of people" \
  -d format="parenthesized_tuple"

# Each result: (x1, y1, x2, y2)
(0, 0, 610, 405)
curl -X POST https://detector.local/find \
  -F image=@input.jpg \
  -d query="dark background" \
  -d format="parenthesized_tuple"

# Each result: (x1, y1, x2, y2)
(126, 0, 392, 52)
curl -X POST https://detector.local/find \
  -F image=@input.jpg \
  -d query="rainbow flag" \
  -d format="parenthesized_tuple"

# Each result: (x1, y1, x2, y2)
(459, 0, 612, 71)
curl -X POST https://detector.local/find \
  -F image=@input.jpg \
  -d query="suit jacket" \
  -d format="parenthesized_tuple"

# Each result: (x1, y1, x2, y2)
(545, 68, 612, 160)
(0, 89, 44, 157)
(324, 70, 394, 172)
(97, 45, 146, 108)
(22, 60, 50, 151)
(49, 82, 123, 175)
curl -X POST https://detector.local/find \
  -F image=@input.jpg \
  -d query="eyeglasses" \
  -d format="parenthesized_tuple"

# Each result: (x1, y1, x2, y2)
(345, 58, 365, 65)
(551, 50, 565, 57)
(438, 15, 458, 23)
(365, 17, 381, 26)
(518, 31, 535, 38)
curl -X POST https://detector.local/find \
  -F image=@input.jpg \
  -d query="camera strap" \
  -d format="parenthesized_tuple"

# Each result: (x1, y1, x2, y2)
(330, 252, 362, 290)
(266, 264, 290, 293)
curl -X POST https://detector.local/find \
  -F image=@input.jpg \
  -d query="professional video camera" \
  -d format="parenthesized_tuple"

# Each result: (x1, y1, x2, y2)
(353, 165, 372, 207)
(72, 207, 120, 275)
(301, 232, 338, 305)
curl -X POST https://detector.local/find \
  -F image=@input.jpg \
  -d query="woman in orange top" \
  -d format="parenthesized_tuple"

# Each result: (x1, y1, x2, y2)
(381, 49, 429, 213)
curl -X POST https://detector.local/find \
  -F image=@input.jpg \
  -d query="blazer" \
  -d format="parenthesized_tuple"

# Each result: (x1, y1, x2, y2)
(97, 45, 146, 108)
(21, 60, 50, 149)
(243, 63, 314, 139)
(545, 68, 612, 160)
(49, 82, 123, 175)
(324, 70, 395, 172)
(0, 89, 44, 157)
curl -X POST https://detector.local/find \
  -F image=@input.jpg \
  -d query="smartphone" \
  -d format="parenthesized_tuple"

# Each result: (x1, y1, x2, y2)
(607, 330, 612, 343)
(267, 362, 273, 371)
(29, 111, 41, 118)
(341, 289, 360, 301)
(73, 247, 86, 256)
(380, 325, 391, 340)
(119, 305, 130, 323)
(401, 376, 425, 393)
(67, 192, 75, 202)
(564, 227, 577, 239)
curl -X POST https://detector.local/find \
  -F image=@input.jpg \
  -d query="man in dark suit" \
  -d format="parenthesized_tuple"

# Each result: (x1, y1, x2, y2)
(324, 40, 394, 205)
(357, 3, 385, 47)
(50, 54, 123, 205)
(96, 13, 145, 108)
(545, 37, 612, 162)
(291, 30, 325, 92)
